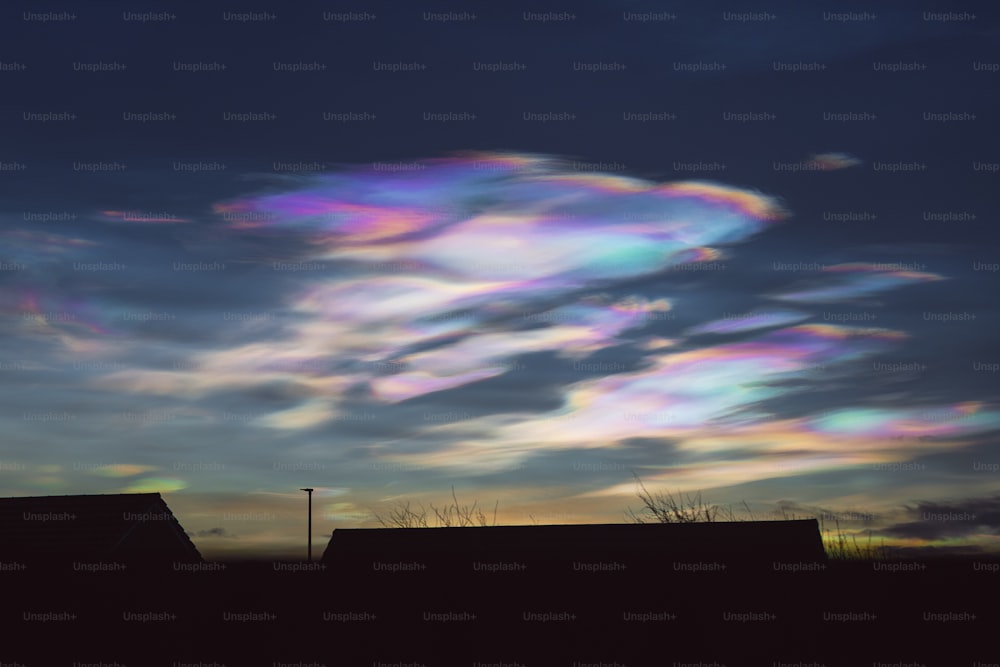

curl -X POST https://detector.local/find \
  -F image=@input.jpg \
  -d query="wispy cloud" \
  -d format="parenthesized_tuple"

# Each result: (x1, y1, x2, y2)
(3, 151, 997, 557)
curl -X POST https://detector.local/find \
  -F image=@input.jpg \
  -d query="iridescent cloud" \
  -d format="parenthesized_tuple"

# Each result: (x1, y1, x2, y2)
(808, 402, 1000, 439)
(122, 477, 188, 493)
(1, 229, 97, 265)
(373, 305, 1000, 492)
(374, 323, 918, 472)
(100, 210, 192, 224)
(371, 296, 672, 402)
(213, 155, 785, 287)
(88, 464, 159, 478)
(806, 152, 863, 170)
(770, 262, 945, 302)
(6, 150, 995, 557)
(685, 309, 811, 335)
(10, 289, 116, 339)
(105, 153, 785, 422)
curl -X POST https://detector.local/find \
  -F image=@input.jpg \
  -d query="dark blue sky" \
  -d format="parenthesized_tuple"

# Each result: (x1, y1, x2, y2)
(1, 0, 998, 558)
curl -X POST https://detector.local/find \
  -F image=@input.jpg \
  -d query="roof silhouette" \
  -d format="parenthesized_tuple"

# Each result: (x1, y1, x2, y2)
(0, 492, 202, 562)
(322, 519, 827, 564)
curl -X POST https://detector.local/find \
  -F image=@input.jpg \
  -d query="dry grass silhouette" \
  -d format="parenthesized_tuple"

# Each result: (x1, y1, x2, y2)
(818, 515, 891, 560)
(372, 474, 890, 559)
(625, 472, 889, 559)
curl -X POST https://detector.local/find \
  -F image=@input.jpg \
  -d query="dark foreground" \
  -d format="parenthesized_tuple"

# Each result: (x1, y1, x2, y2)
(3, 555, 997, 666)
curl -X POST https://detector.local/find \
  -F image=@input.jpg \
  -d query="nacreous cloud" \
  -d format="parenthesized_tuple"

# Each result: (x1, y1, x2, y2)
(769, 262, 945, 303)
(101, 153, 787, 425)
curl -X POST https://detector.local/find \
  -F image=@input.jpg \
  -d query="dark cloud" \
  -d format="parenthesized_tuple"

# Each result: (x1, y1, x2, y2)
(882, 494, 1000, 540)
(471, 438, 685, 488)
(187, 527, 232, 538)
(885, 544, 987, 559)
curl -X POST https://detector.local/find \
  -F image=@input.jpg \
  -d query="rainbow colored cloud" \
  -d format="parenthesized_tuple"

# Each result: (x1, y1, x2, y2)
(771, 262, 945, 302)
(104, 153, 786, 419)
(65, 153, 999, 495)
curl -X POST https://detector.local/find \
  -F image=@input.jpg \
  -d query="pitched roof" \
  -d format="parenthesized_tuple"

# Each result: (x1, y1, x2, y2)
(0, 492, 202, 562)
(321, 519, 827, 564)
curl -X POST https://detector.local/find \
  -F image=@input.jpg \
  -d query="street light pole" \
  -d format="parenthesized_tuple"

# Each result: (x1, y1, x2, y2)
(300, 488, 314, 562)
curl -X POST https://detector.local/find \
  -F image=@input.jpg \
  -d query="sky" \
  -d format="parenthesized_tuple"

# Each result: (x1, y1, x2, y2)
(0, 0, 998, 560)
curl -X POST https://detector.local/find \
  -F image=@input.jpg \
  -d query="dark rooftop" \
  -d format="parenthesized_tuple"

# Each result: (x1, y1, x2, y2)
(322, 519, 827, 564)
(0, 492, 202, 562)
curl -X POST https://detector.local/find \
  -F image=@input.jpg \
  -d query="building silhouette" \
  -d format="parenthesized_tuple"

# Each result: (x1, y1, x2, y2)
(0, 492, 202, 564)
(321, 519, 827, 569)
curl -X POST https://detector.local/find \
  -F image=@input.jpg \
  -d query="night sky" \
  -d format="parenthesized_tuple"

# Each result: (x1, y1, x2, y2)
(1, 0, 998, 559)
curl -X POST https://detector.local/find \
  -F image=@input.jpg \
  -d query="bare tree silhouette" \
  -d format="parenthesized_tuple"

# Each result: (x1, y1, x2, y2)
(369, 475, 890, 559)
(372, 486, 498, 528)
(625, 472, 723, 523)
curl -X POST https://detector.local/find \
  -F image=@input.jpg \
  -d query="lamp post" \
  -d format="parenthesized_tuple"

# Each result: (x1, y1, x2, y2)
(300, 488, 314, 562)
